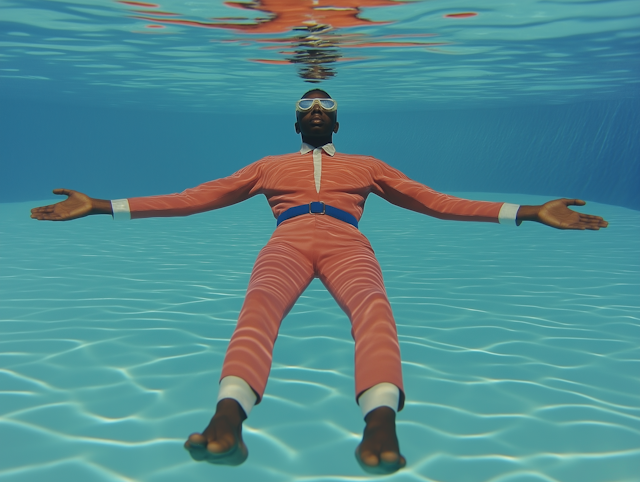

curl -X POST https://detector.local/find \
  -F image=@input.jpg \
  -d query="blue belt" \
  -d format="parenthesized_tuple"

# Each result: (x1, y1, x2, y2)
(277, 202, 359, 229)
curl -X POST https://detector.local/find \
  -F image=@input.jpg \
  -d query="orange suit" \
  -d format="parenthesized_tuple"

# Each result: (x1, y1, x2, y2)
(123, 145, 513, 409)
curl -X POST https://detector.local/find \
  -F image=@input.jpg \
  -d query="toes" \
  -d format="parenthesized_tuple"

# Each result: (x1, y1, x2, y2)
(187, 447, 209, 461)
(390, 454, 407, 470)
(206, 439, 233, 455)
(356, 448, 404, 474)
(184, 432, 232, 455)
(184, 433, 210, 461)
(377, 450, 405, 472)
(358, 448, 379, 467)
(380, 450, 400, 464)
(185, 433, 207, 447)
(205, 440, 249, 466)
(184, 430, 248, 466)
(355, 447, 405, 474)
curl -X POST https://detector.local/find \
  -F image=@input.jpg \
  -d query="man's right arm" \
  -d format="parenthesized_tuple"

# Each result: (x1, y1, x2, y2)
(31, 159, 267, 222)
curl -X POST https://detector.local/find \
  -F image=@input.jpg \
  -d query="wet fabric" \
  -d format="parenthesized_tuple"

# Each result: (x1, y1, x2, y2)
(127, 150, 506, 224)
(219, 214, 405, 406)
(124, 149, 509, 407)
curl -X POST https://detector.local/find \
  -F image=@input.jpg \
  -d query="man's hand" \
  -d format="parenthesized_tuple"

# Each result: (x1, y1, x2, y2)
(30, 189, 112, 221)
(517, 199, 608, 230)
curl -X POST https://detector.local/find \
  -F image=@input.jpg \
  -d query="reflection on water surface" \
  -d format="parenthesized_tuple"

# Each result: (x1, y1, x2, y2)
(123, 0, 462, 82)
(2, 0, 637, 110)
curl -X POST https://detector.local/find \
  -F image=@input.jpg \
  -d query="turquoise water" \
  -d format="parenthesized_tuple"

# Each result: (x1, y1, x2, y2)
(2, 0, 640, 480)
(2, 195, 639, 481)
(1, 0, 639, 110)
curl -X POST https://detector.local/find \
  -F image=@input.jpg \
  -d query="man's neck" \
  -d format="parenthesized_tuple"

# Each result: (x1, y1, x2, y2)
(301, 135, 332, 148)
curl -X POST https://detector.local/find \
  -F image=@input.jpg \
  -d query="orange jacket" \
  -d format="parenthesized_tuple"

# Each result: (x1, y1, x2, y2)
(128, 149, 506, 223)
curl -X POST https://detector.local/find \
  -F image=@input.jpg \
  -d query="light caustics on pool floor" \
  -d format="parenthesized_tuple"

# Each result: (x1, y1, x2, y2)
(0, 0, 638, 110)
(1, 194, 639, 482)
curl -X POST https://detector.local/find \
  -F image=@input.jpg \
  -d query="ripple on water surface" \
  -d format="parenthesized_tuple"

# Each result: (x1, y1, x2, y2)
(1, 195, 639, 482)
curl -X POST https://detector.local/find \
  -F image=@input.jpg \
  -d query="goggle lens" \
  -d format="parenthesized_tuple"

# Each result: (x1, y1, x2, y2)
(296, 98, 337, 112)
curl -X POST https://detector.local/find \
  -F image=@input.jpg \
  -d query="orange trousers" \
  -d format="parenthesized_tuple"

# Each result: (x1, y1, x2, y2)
(220, 214, 405, 409)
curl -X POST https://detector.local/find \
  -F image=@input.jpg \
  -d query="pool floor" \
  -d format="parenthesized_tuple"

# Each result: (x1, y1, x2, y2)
(1, 194, 638, 482)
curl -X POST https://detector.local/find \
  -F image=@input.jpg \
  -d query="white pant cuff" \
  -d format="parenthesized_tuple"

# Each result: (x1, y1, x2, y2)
(217, 376, 257, 418)
(358, 382, 400, 418)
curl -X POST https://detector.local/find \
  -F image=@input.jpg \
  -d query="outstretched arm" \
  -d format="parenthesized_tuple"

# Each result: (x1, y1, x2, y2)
(30, 189, 112, 221)
(516, 199, 608, 230)
(370, 160, 608, 229)
(30, 158, 266, 222)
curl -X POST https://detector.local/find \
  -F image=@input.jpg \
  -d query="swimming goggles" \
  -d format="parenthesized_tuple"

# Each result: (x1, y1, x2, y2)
(295, 98, 338, 113)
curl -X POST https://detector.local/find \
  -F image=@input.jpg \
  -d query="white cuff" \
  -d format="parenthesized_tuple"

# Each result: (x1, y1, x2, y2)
(111, 199, 131, 221)
(358, 382, 400, 418)
(217, 376, 257, 418)
(498, 203, 519, 225)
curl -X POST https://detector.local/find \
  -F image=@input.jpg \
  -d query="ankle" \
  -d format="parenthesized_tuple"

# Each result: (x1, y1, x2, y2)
(364, 406, 396, 426)
(216, 398, 247, 423)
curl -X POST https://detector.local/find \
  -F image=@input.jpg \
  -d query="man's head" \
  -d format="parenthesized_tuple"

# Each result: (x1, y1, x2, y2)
(294, 89, 339, 147)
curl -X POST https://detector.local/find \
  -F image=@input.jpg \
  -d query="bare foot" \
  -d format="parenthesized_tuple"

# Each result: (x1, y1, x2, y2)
(355, 406, 406, 474)
(184, 398, 248, 466)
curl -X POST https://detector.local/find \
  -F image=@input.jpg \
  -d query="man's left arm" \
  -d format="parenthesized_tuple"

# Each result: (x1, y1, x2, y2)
(371, 160, 608, 230)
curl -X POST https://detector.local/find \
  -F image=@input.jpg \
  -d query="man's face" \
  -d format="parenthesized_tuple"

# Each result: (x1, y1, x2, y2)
(295, 91, 339, 139)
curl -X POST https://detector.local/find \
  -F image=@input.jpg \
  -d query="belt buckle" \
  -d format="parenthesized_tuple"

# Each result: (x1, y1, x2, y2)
(309, 201, 326, 215)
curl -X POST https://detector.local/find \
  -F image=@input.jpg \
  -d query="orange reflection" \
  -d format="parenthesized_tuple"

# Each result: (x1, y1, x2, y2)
(130, 0, 405, 33)
(118, 1, 159, 7)
(444, 12, 477, 18)
(118, 1, 477, 82)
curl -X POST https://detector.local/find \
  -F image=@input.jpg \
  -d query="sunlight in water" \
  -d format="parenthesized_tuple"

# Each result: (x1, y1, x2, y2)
(0, 0, 639, 481)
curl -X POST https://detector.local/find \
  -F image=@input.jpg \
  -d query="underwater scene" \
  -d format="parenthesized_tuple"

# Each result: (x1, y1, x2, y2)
(1, 0, 639, 481)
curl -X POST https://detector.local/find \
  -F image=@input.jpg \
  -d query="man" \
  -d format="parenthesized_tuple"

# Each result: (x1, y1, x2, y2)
(30, 89, 608, 474)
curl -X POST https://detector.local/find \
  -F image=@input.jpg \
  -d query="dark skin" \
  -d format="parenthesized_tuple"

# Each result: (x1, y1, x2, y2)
(29, 90, 609, 474)
(294, 91, 340, 148)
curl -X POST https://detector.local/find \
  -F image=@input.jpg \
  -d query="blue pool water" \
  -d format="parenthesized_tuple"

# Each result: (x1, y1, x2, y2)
(2, 195, 639, 481)
(1, 0, 640, 481)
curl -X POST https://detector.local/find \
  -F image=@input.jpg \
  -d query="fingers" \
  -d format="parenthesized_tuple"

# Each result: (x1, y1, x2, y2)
(582, 216, 608, 225)
(580, 213, 603, 221)
(52, 188, 73, 196)
(31, 205, 55, 214)
(579, 214, 608, 229)
(31, 213, 63, 221)
(30, 190, 72, 220)
(30, 205, 62, 220)
(563, 214, 608, 230)
(546, 199, 608, 230)
(563, 198, 586, 206)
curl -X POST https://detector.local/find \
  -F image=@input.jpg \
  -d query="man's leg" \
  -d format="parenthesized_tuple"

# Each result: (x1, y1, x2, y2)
(315, 218, 405, 473)
(185, 228, 315, 464)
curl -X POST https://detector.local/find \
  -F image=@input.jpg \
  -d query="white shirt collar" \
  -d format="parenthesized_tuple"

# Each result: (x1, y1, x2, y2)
(300, 142, 336, 156)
